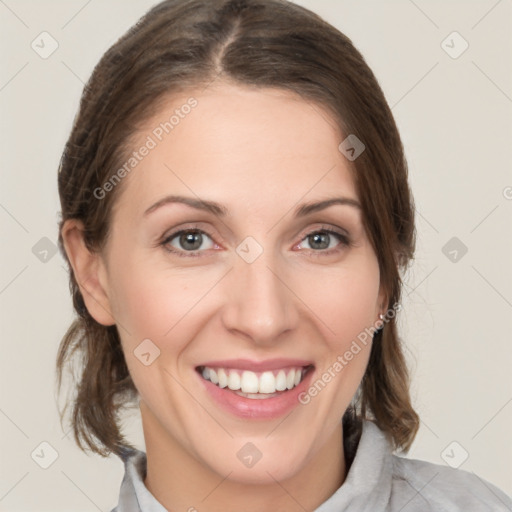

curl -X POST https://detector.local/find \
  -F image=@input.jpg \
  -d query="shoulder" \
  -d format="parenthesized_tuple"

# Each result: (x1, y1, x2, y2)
(389, 454, 512, 511)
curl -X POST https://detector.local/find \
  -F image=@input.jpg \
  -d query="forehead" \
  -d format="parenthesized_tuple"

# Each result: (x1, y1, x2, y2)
(111, 82, 358, 220)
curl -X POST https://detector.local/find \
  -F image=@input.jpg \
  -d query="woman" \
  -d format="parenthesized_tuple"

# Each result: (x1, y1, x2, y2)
(56, 0, 512, 510)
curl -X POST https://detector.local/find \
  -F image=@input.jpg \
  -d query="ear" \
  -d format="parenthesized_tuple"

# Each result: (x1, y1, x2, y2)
(376, 283, 389, 320)
(61, 219, 115, 326)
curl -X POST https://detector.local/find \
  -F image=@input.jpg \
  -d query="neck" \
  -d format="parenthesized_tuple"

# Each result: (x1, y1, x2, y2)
(141, 405, 347, 512)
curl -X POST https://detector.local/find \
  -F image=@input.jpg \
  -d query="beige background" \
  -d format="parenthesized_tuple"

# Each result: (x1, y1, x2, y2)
(1, 0, 511, 510)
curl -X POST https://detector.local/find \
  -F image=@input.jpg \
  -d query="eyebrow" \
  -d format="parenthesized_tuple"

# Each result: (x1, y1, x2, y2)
(143, 194, 361, 218)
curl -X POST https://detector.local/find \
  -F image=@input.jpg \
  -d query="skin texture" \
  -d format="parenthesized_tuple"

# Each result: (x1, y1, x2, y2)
(62, 82, 387, 512)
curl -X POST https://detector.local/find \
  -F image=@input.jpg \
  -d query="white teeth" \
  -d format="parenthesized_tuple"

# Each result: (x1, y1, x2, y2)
(227, 371, 241, 391)
(275, 370, 287, 391)
(209, 369, 219, 385)
(286, 369, 295, 390)
(218, 368, 228, 388)
(259, 371, 276, 394)
(200, 366, 308, 395)
(235, 390, 280, 399)
(241, 371, 259, 393)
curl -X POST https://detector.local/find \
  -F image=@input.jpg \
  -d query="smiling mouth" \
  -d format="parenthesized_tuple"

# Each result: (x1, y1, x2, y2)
(196, 365, 314, 399)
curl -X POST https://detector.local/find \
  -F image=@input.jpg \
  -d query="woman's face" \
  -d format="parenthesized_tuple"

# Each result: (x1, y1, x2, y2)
(91, 82, 385, 483)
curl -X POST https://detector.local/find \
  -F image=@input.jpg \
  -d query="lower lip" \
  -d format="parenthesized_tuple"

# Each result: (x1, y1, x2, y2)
(196, 367, 315, 420)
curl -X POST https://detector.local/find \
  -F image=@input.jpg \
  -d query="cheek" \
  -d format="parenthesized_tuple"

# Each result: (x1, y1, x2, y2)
(109, 259, 217, 352)
(298, 267, 379, 422)
(110, 266, 200, 404)
(299, 258, 381, 344)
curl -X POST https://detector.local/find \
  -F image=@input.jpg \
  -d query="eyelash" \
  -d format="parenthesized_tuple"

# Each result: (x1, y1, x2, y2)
(159, 224, 351, 259)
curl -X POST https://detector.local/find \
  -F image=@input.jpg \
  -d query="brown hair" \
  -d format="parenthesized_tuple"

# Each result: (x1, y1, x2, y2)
(56, 0, 419, 458)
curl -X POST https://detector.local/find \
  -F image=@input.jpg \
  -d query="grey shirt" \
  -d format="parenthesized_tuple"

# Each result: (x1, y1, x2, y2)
(111, 419, 512, 511)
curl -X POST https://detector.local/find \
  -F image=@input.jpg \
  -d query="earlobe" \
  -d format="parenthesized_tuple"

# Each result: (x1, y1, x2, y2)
(61, 219, 116, 326)
(377, 285, 389, 321)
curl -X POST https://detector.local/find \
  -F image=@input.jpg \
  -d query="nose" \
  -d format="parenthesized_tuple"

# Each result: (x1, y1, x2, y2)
(221, 248, 299, 346)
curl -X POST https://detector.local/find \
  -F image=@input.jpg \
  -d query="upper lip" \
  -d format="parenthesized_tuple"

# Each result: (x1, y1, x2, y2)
(197, 358, 314, 372)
